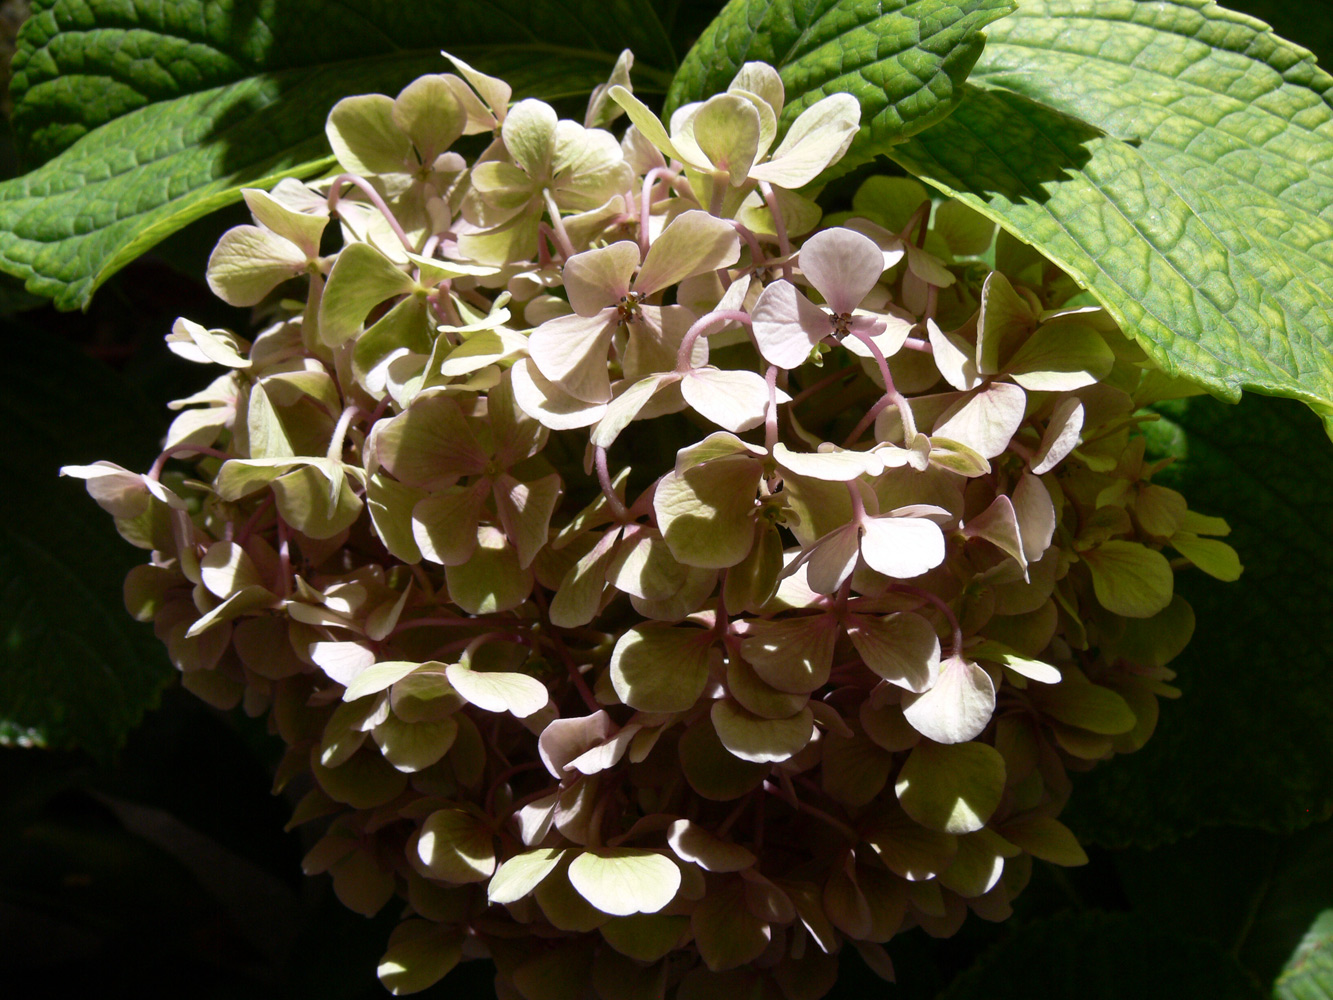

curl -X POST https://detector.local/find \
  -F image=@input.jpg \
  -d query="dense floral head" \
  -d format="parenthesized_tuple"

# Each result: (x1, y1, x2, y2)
(65, 53, 1238, 999)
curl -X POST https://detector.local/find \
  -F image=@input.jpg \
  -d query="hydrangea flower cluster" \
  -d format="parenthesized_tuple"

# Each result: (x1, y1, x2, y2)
(65, 53, 1241, 999)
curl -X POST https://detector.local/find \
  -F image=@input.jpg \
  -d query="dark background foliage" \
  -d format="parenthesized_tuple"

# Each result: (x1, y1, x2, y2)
(3, 1, 1333, 997)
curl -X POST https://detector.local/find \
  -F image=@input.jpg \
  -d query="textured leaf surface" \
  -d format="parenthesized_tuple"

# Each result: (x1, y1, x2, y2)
(890, 0, 1333, 426)
(1277, 909, 1333, 1000)
(935, 911, 1261, 1000)
(2, 0, 675, 309)
(1064, 394, 1333, 846)
(665, 0, 1015, 169)
(0, 327, 172, 755)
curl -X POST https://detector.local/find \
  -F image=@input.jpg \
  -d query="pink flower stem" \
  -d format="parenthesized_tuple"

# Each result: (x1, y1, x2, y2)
(842, 394, 895, 448)
(327, 174, 416, 255)
(639, 166, 677, 256)
(541, 188, 577, 260)
(790, 363, 860, 406)
(236, 493, 275, 545)
(594, 446, 630, 522)
(899, 336, 933, 353)
(675, 309, 753, 371)
(148, 444, 231, 481)
(419, 233, 441, 260)
(846, 480, 867, 525)
(763, 781, 859, 842)
(391, 615, 521, 635)
(484, 760, 546, 819)
(845, 325, 916, 442)
(544, 626, 601, 714)
(729, 218, 767, 268)
(757, 181, 793, 281)
(891, 584, 963, 657)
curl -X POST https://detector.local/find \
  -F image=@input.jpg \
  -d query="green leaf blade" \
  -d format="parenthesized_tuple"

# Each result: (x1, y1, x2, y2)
(891, 0, 1333, 426)
(2, 0, 672, 309)
(666, 0, 1016, 166)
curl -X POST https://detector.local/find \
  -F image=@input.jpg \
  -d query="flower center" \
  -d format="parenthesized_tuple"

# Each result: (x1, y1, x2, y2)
(618, 291, 644, 324)
(828, 310, 853, 336)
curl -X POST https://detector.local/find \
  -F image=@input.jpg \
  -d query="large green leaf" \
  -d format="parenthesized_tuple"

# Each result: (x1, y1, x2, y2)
(664, 0, 1015, 166)
(1277, 909, 1333, 1000)
(889, 0, 1333, 430)
(1, 0, 676, 310)
(935, 911, 1261, 1000)
(1063, 393, 1333, 847)
(0, 327, 173, 756)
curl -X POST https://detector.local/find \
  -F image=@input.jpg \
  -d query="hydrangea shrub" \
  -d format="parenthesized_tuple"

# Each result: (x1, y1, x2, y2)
(64, 55, 1241, 998)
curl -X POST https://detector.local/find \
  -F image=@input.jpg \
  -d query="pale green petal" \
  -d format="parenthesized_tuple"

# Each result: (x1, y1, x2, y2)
(655, 457, 762, 569)
(488, 848, 567, 904)
(608, 85, 680, 162)
(327, 94, 411, 175)
(444, 527, 532, 614)
(242, 187, 327, 259)
(609, 624, 711, 712)
(749, 92, 860, 189)
(377, 920, 464, 997)
(416, 808, 496, 883)
(710, 700, 813, 764)
(1006, 318, 1116, 391)
(1082, 540, 1174, 618)
(502, 99, 558, 180)
(1171, 532, 1242, 582)
(318, 242, 415, 347)
(633, 210, 740, 298)
(895, 740, 1006, 834)
(392, 74, 465, 160)
(445, 660, 548, 718)
(206, 225, 308, 306)
(568, 849, 681, 916)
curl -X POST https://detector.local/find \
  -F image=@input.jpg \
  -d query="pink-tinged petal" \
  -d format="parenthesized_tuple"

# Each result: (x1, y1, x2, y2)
(527, 310, 617, 403)
(634, 210, 740, 298)
(563, 242, 639, 316)
(900, 656, 996, 744)
(845, 611, 941, 693)
(964, 494, 1027, 577)
(772, 442, 884, 481)
(859, 515, 945, 580)
(932, 382, 1027, 460)
(841, 309, 913, 361)
(751, 279, 831, 369)
(799, 227, 885, 314)
(590, 374, 675, 449)
(412, 483, 487, 565)
(539, 711, 616, 777)
(1013, 473, 1056, 562)
(510, 358, 607, 430)
(376, 393, 488, 488)
(927, 319, 981, 392)
(1031, 396, 1084, 474)
(681, 367, 779, 433)
(805, 523, 863, 595)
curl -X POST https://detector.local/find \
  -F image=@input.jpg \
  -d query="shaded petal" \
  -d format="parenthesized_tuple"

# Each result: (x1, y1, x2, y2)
(634, 210, 740, 297)
(751, 279, 831, 369)
(563, 242, 639, 316)
(527, 310, 618, 403)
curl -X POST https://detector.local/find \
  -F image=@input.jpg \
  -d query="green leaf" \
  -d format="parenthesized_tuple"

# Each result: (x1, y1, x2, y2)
(889, 0, 1333, 428)
(2, 0, 677, 311)
(1064, 394, 1333, 847)
(1277, 909, 1333, 1000)
(665, 0, 1015, 170)
(936, 912, 1261, 1000)
(0, 326, 172, 756)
